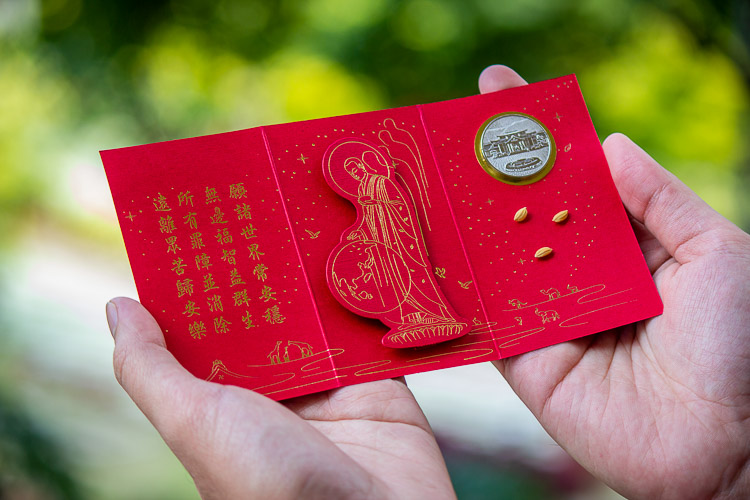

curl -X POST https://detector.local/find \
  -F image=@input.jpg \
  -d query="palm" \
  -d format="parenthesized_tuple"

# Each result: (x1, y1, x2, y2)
(109, 296, 454, 500)
(283, 379, 454, 498)
(494, 158, 750, 499)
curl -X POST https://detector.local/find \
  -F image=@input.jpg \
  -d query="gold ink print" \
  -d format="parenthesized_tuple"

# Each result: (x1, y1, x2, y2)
(158, 215, 176, 234)
(267, 340, 311, 364)
(210, 206, 228, 224)
(535, 307, 560, 324)
(213, 316, 230, 333)
(203, 273, 218, 292)
(205, 187, 220, 204)
(195, 253, 212, 270)
(171, 257, 186, 275)
(190, 232, 205, 249)
(259, 285, 277, 302)
(216, 228, 233, 245)
(183, 212, 198, 229)
(253, 263, 269, 282)
(207, 294, 223, 312)
(188, 320, 206, 339)
(176, 278, 194, 297)
(233, 290, 250, 307)
(221, 248, 237, 265)
(182, 300, 200, 317)
(263, 305, 285, 324)
(240, 224, 257, 239)
(305, 229, 321, 239)
(229, 268, 245, 287)
(248, 244, 264, 260)
(165, 236, 180, 253)
(153, 192, 171, 212)
(229, 182, 247, 199)
(178, 191, 194, 207)
(235, 203, 252, 220)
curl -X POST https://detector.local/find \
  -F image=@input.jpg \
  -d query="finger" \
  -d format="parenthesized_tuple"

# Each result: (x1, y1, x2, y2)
(603, 133, 738, 263)
(478, 65, 528, 94)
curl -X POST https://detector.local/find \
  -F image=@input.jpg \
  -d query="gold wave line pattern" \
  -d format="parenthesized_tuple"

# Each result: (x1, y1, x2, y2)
(264, 376, 345, 396)
(355, 360, 440, 377)
(559, 300, 637, 328)
(299, 348, 346, 372)
(501, 283, 627, 312)
(410, 347, 496, 362)
(494, 326, 546, 341)
(576, 287, 633, 305)
(497, 327, 546, 348)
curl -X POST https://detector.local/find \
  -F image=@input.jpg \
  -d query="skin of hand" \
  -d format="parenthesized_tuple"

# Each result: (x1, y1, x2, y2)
(480, 65, 750, 499)
(106, 297, 456, 500)
(107, 65, 750, 500)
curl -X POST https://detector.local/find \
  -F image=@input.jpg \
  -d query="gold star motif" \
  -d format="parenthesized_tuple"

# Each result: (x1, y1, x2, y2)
(518, 258, 526, 265)
(125, 211, 137, 222)
(554, 112, 562, 122)
(487, 198, 494, 205)
(297, 153, 309, 164)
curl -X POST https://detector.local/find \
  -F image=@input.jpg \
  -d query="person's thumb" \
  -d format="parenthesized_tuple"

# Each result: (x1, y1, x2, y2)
(107, 297, 210, 437)
(603, 133, 742, 263)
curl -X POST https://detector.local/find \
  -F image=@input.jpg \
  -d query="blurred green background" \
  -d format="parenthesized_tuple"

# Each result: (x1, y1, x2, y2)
(1, 0, 748, 498)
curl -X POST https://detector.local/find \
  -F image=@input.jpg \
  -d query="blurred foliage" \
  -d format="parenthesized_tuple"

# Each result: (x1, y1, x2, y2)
(0, 391, 84, 500)
(0, 0, 748, 498)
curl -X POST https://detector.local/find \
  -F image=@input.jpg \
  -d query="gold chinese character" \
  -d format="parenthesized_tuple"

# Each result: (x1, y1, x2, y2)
(176, 278, 194, 297)
(234, 203, 252, 220)
(233, 289, 250, 307)
(229, 183, 247, 199)
(183, 300, 200, 317)
(241, 311, 256, 329)
(229, 268, 245, 287)
(171, 257, 186, 275)
(158, 215, 176, 234)
(190, 232, 205, 249)
(259, 285, 276, 302)
(188, 320, 206, 339)
(206, 187, 220, 204)
(210, 206, 227, 224)
(253, 263, 268, 282)
(203, 273, 218, 292)
(178, 191, 194, 207)
(240, 224, 257, 239)
(248, 244, 265, 260)
(184, 212, 198, 229)
(195, 253, 212, 270)
(216, 228, 233, 245)
(263, 305, 285, 324)
(153, 192, 171, 211)
(214, 316, 231, 334)
(221, 249, 236, 265)
(207, 294, 223, 313)
(166, 236, 181, 253)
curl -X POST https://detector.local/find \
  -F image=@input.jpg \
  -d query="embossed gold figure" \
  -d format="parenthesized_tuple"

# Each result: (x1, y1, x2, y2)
(324, 138, 469, 348)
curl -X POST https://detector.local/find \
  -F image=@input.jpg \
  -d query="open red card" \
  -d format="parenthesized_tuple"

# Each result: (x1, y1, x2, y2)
(102, 75, 662, 401)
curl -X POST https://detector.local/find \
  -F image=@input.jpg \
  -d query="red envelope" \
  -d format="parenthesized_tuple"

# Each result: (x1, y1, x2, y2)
(102, 75, 662, 401)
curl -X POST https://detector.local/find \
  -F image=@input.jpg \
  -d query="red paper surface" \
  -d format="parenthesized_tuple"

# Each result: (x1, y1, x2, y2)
(102, 75, 662, 400)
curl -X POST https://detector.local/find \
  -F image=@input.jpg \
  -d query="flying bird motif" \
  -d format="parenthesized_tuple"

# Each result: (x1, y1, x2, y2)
(305, 229, 321, 239)
(458, 280, 473, 289)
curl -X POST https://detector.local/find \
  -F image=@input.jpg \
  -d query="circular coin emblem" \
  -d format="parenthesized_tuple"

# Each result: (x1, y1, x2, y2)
(475, 112, 556, 185)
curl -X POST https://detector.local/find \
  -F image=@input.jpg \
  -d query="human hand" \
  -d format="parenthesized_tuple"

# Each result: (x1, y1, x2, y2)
(106, 298, 455, 499)
(480, 65, 750, 499)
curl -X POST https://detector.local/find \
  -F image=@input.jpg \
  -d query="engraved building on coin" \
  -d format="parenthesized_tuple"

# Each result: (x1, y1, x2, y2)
(475, 113, 556, 185)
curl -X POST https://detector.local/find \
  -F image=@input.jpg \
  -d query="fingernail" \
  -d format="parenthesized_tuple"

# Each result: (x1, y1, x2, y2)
(106, 301, 119, 339)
